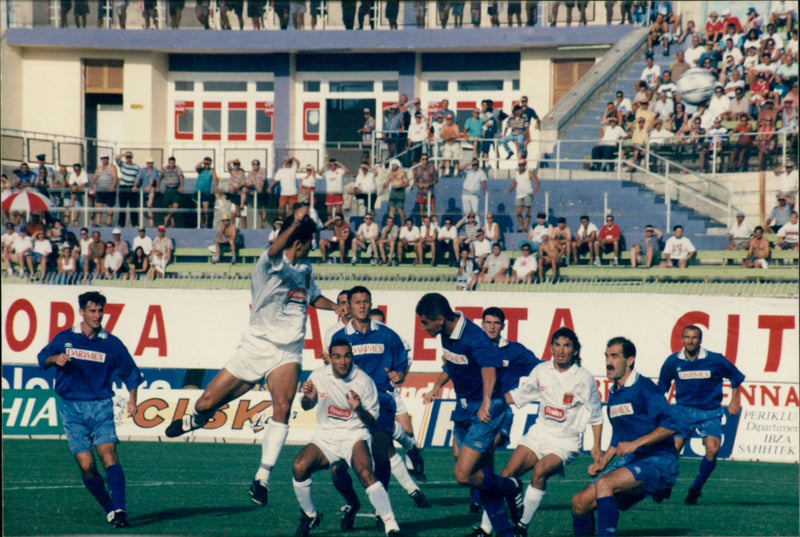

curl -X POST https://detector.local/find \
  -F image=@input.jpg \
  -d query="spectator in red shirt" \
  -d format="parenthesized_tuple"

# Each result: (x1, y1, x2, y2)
(593, 214, 622, 266)
(705, 11, 725, 44)
(721, 9, 742, 34)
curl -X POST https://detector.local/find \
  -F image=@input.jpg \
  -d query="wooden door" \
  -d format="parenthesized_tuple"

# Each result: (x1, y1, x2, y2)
(552, 59, 595, 107)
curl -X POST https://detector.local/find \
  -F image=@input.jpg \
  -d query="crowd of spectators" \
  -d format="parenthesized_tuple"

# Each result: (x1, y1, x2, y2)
(590, 5, 798, 173)
(52, 1, 670, 31)
(1, 219, 174, 283)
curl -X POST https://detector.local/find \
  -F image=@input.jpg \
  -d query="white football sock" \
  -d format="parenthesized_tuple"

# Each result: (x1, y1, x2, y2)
(521, 485, 546, 525)
(292, 478, 316, 518)
(392, 421, 415, 451)
(365, 482, 399, 533)
(255, 420, 289, 484)
(389, 453, 418, 494)
(480, 510, 493, 532)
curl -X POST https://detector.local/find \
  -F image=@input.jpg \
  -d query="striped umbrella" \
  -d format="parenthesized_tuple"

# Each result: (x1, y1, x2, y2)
(1, 190, 54, 214)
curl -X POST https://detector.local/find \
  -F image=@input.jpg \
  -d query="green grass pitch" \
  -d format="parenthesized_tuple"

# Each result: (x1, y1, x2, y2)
(3, 439, 797, 536)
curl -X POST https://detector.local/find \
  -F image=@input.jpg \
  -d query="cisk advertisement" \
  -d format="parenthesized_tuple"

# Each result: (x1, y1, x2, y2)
(2, 285, 797, 462)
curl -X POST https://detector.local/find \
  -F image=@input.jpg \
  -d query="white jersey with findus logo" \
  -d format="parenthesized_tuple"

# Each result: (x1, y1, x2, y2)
(508, 360, 603, 438)
(308, 363, 379, 432)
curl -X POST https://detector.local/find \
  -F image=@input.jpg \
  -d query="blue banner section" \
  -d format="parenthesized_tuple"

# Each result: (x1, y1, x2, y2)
(1, 365, 222, 391)
(2, 389, 63, 435)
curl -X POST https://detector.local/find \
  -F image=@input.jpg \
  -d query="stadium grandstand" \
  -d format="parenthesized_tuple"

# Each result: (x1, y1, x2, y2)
(2, 2, 798, 536)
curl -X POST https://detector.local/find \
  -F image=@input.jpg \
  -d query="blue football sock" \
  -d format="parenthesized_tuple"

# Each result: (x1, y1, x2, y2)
(471, 486, 482, 504)
(596, 496, 619, 536)
(572, 512, 596, 536)
(105, 464, 126, 512)
(82, 475, 113, 513)
(480, 488, 514, 537)
(480, 466, 514, 496)
(692, 457, 716, 491)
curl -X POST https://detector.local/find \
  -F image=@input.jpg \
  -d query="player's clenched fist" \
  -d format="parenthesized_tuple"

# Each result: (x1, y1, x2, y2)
(48, 353, 71, 368)
(302, 379, 316, 399)
(346, 390, 361, 409)
(421, 389, 438, 405)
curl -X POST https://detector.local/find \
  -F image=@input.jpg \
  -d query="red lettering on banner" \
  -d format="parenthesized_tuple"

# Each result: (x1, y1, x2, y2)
(304, 306, 323, 358)
(758, 315, 795, 372)
(205, 405, 229, 430)
(739, 384, 799, 407)
(787, 387, 799, 407)
(413, 316, 436, 361)
(761, 385, 781, 406)
(725, 314, 740, 363)
(541, 308, 575, 361)
(133, 398, 168, 428)
(134, 305, 167, 356)
(49, 302, 74, 341)
(503, 308, 528, 342)
(232, 399, 271, 430)
(172, 398, 190, 421)
(670, 311, 709, 351)
(103, 303, 124, 333)
(456, 306, 483, 323)
(5, 299, 37, 352)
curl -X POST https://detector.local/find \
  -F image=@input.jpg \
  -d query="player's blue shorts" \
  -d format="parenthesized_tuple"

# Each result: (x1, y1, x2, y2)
(60, 398, 118, 455)
(499, 406, 514, 439)
(597, 452, 679, 511)
(673, 405, 724, 439)
(375, 392, 397, 435)
(453, 398, 508, 453)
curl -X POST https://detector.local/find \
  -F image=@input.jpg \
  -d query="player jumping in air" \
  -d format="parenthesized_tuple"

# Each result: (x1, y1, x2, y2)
(164, 203, 342, 508)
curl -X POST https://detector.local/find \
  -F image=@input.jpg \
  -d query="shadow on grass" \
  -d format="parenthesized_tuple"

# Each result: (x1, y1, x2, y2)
(129, 505, 254, 527)
(620, 529, 690, 536)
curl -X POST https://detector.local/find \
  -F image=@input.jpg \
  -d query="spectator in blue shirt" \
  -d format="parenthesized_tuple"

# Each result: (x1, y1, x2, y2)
(14, 162, 37, 187)
(657, 324, 745, 505)
(418, 293, 519, 537)
(37, 291, 143, 529)
(572, 336, 679, 537)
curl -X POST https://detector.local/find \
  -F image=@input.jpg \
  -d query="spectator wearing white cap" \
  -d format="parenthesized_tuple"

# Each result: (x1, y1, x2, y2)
(726, 212, 754, 251)
(111, 228, 129, 258)
(358, 108, 375, 146)
(150, 225, 173, 278)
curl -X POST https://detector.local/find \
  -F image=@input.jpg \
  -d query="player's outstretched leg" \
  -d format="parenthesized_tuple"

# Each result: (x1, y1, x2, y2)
(352, 440, 402, 536)
(389, 451, 429, 508)
(330, 461, 361, 529)
(392, 418, 426, 482)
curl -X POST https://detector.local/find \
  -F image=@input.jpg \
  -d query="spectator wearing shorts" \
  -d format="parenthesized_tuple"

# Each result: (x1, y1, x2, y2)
(506, 159, 540, 232)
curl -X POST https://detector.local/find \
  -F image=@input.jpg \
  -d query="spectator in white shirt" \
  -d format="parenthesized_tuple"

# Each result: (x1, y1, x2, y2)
(478, 243, 510, 284)
(590, 117, 627, 171)
(775, 161, 798, 207)
(653, 90, 675, 121)
(102, 241, 124, 279)
(398, 218, 421, 264)
(510, 243, 537, 283)
(436, 216, 458, 266)
(345, 161, 378, 214)
(470, 228, 492, 270)
(640, 55, 661, 90)
(775, 210, 799, 250)
(417, 214, 438, 266)
(351, 212, 380, 265)
(660, 225, 696, 268)
(726, 212, 754, 250)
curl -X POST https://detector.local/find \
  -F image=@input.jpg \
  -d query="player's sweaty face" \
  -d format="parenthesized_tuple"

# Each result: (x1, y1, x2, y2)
(604, 343, 630, 384)
(418, 315, 443, 337)
(330, 348, 354, 379)
(482, 315, 503, 342)
(80, 302, 104, 331)
(349, 292, 372, 322)
(551, 337, 576, 370)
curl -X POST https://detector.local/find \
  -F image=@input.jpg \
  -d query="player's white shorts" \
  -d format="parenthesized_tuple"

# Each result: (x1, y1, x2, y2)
(311, 428, 373, 468)
(393, 387, 408, 415)
(518, 423, 581, 465)
(224, 337, 304, 384)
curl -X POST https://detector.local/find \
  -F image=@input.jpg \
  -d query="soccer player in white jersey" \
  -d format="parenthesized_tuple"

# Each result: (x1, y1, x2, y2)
(164, 203, 342, 508)
(292, 339, 402, 537)
(368, 307, 426, 482)
(477, 327, 603, 537)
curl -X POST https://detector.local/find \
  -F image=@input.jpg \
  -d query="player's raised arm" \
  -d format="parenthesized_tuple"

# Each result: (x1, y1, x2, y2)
(300, 379, 317, 410)
(347, 390, 377, 430)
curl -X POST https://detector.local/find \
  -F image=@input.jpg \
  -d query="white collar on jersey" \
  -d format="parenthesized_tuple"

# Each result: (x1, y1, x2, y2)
(550, 359, 579, 375)
(498, 336, 509, 348)
(677, 347, 708, 361)
(344, 319, 380, 335)
(614, 369, 639, 392)
(72, 324, 108, 339)
(449, 313, 467, 340)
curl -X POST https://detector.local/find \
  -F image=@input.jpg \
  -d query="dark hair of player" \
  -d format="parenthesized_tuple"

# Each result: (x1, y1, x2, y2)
(415, 293, 457, 321)
(482, 307, 505, 324)
(606, 336, 637, 368)
(328, 338, 353, 357)
(368, 308, 385, 322)
(280, 209, 317, 245)
(348, 285, 372, 303)
(551, 327, 582, 366)
(79, 291, 107, 310)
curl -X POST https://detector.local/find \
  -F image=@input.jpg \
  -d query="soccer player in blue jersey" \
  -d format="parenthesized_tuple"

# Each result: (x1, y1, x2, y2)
(657, 324, 745, 505)
(571, 337, 679, 537)
(418, 293, 520, 537)
(37, 291, 143, 529)
(331, 286, 428, 530)
(467, 307, 543, 536)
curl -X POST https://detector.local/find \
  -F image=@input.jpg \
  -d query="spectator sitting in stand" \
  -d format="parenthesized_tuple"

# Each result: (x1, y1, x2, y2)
(319, 214, 352, 264)
(149, 224, 173, 278)
(454, 212, 482, 255)
(345, 161, 378, 213)
(590, 116, 627, 171)
(524, 212, 551, 253)
(482, 212, 501, 246)
(84, 230, 106, 280)
(351, 212, 379, 265)
(766, 196, 792, 233)
(27, 229, 53, 282)
(477, 243, 509, 284)
(455, 246, 479, 291)
(436, 216, 458, 266)
(470, 228, 492, 271)
(775, 161, 798, 208)
(594, 214, 622, 266)
(127, 246, 150, 280)
(742, 226, 771, 268)
(726, 211, 754, 251)
(775, 210, 799, 251)
(550, 217, 573, 267)
(102, 241, 124, 279)
(509, 242, 537, 283)
(377, 216, 399, 266)
(660, 224, 696, 268)
(572, 215, 598, 265)
(537, 234, 563, 284)
(417, 214, 438, 266)
(630, 224, 663, 269)
(397, 218, 422, 265)
(3, 226, 32, 277)
(210, 213, 237, 264)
